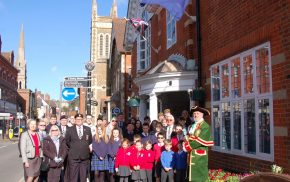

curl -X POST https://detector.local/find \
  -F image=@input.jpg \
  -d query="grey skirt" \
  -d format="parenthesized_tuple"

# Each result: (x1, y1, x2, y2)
(118, 166, 131, 177)
(131, 169, 146, 180)
(24, 157, 41, 177)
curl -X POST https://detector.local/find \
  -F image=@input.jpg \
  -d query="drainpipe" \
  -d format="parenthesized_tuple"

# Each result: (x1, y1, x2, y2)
(196, 0, 202, 88)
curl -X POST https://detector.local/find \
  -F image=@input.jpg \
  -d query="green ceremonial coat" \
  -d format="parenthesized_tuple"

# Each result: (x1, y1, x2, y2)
(185, 120, 214, 182)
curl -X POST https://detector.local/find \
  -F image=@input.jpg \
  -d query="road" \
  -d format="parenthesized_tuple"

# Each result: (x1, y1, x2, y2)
(0, 140, 24, 182)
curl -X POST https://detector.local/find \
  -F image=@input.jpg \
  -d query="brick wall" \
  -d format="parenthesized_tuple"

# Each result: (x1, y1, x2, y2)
(201, 0, 290, 173)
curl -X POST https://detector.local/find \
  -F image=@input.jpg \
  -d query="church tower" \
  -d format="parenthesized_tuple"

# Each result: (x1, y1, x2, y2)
(90, 0, 117, 117)
(15, 24, 27, 89)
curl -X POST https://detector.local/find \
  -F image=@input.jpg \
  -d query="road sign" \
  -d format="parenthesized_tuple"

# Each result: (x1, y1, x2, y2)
(112, 107, 121, 115)
(62, 88, 76, 101)
(85, 61, 95, 71)
(64, 80, 89, 88)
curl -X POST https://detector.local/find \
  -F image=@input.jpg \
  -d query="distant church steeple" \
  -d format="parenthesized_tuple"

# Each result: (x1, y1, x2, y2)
(110, 0, 118, 18)
(15, 24, 27, 89)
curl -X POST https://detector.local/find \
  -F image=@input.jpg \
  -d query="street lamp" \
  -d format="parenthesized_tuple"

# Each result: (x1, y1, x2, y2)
(85, 61, 95, 115)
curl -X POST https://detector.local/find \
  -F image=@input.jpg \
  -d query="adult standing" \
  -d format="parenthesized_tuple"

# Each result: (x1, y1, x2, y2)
(37, 120, 48, 182)
(183, 106, 214, 182)
(20, 119, 42, 182)
(65, 114, 93, 182)
(45, 114, 59, 133)
(165, 115, 175, 139)
(59, 115, 69, 138)
(84, 114, 96, 136)
(43, 125, 68, 182)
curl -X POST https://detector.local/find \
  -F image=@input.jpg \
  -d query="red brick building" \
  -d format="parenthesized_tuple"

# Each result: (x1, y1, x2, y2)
(125, 0, 198, 121)
(200, 0, 290, 173)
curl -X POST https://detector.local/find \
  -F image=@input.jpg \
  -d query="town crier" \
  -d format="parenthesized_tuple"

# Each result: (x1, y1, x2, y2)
(183, 106, 214, 182)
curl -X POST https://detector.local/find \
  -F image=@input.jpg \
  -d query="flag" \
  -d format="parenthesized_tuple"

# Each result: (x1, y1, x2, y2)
(140, 0, 190, 20)
(129, 18, 149, 36)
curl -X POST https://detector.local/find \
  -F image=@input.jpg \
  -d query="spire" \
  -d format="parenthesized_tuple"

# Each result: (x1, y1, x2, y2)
(19, 24, 25, 48)
(92, 0, 97, 21)
(110, 0, 118, 18)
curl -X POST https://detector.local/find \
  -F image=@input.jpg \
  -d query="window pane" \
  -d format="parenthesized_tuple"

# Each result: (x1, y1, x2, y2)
(221, 102, 231, 150)
(140, 40, 145, 49)
(221, 64, 230, 98)
(243, 55, 254, 94)
(256, 47, 270, 94)
(258, 99, 271, 154)
(140, 61, 145, 70)
(100, 35, 103, 56)
(231, 58, 241, 98)
(212, 105, 221, 146)
(233, 102, 242, 150)
(244, 99, 256, 154)
(140, 51, 145, 59)
(211, 66, 220, 101)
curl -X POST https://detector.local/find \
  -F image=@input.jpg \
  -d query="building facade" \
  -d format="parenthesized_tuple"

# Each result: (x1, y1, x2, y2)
(125, 0, 197, 121)
(109, 18, 132, 120)
(200, 0, 290, 173)
(89, 0, 117, 118)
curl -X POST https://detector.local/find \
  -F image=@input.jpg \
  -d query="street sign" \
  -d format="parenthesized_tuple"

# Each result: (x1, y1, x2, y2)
(64, 76, 91, 81)
(64, 80, 89, 88)
(85, 61, 95, 71)
(62, 88, 76, 101)
(112, 107, 121, 115)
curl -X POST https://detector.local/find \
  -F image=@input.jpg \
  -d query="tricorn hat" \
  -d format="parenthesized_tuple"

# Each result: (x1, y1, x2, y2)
(190, 106, 210, 116)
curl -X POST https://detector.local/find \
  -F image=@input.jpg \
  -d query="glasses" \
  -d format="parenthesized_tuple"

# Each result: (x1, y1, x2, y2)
(39, 125, 46, 126)
(157, 137, 164, 139)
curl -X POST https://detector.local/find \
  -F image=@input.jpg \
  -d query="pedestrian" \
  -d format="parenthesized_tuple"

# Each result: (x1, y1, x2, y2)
(108, 128, 122, 182)
(91, 125, 109, 181)
(183, 106, 214, 182)
(43, 125, 68, 182)
(143, 141, 155, 182)
(115, 139, 131, 182)
(65, 113, 93, 182)
(174, 141, 187, 182)
(130, 140, 146, 182)
(160, 139, 175, 182)
(20, 119, 42, 182)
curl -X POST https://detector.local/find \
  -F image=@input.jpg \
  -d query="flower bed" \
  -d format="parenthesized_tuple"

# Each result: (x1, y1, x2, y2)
(208, 169, 253, 181)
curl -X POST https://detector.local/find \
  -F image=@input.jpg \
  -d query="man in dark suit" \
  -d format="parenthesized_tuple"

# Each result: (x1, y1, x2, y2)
(65, 114, 92, 182)
(165, 114, 176, 139)
(45, 114, 60, 133)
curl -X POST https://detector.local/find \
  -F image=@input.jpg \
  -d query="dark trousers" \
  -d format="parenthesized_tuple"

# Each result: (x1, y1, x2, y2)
(161, 169, 174, 182)
(69, 159, 89, 182)
(175, 169, 186, 182)
(38, 170, 47, 182)
(48, 167, 62, 182)
(145, 170, 152, 182)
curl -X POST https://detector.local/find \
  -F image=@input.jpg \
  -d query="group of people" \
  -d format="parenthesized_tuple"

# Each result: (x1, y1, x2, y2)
(19, 106, 214, 182)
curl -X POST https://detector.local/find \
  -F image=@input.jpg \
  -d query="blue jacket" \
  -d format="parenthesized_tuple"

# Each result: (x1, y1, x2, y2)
(161, 150, 175, 169)
(174, 151, 187, 170)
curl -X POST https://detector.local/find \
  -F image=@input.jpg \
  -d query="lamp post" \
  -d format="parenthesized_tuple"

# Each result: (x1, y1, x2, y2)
(85, 61, 95, 115)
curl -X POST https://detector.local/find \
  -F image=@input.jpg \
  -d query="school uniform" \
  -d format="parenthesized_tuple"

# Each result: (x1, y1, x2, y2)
(174, 151, 187, 182)
(153, 143, 165, 178)
(141, 133, 157, 145)
(171, 134, 184, 153)
(143, 149, 155, 182)
(160, 150, 175, 182)
(91, 138, 109, 171)
(108, 139, 121, 173)
(130, 149, 146, 181)
(115, 147, 131, 177)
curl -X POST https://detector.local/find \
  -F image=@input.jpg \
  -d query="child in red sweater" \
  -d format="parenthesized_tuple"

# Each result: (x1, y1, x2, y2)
(143, 140, 155, 182)
(153, 132, 165, 182)
(115, 139, 131, 182)
(130, 140, 146, 181)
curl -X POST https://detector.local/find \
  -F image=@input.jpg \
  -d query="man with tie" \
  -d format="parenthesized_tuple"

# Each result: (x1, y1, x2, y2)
(65, 114, 93, 182)
(166, 114, 176, 139)
(60, 115, 68, 138)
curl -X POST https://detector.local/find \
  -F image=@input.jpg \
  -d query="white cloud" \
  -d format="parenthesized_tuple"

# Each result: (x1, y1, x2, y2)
(51, 66, 58, 72)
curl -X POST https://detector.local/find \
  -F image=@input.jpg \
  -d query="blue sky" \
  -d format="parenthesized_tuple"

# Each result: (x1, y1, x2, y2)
(0, 0, 128, 100)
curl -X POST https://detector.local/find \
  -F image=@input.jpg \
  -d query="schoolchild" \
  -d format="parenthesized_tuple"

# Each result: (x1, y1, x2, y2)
(115, 139, 132, 182)
(108, 128, 122, 182)
(160, 139, 175, 182)
(174, 141, 188, 182)
(143, 140, 155, 182)
(130, 140, 146, 182)
(91, 126, 109, 181)
(153, 132, 165, 182)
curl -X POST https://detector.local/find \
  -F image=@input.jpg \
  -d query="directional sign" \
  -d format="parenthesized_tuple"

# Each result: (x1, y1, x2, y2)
(65, 76, 91, 81)
(62, 88, 76, 101)
(64, 80, 89, 88)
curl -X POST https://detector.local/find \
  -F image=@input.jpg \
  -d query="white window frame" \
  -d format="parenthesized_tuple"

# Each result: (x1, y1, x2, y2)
(137, 12, 151, 72)
(210, 42, 274, 161)
(166, 11, 177, 49)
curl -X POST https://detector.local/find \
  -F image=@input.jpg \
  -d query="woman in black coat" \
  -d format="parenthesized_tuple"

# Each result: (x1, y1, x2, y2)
(43, 125, 68, 182)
